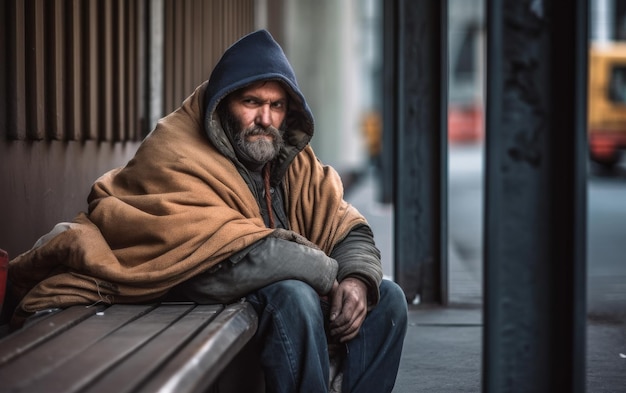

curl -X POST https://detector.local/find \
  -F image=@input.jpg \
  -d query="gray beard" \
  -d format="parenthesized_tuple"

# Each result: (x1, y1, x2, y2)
(234, 125, 285, 164)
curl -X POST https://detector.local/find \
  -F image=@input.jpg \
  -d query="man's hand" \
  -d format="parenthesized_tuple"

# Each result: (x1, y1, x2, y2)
(329, 277, 368, 342)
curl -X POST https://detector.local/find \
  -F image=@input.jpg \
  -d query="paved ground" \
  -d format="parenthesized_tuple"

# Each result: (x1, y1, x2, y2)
(345, 166, 626, 393)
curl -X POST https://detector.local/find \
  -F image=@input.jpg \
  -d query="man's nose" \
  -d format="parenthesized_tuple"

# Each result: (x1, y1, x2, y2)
(255, 105, 272, 128)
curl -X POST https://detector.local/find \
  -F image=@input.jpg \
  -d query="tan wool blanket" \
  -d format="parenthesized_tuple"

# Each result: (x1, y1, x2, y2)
(9, 83, 366, 324)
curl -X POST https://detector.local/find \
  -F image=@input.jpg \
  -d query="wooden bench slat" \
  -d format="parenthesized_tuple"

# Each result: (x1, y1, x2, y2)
(0, 304, 156, 389)
(22, 303, 197, 393)
(0, 302, 259, 393)
(86, 304, 224, 393)
(0, 305, 105, 366)
(136, 302, 258, 393)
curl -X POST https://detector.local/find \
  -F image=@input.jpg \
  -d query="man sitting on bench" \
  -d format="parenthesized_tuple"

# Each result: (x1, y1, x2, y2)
(7, 30, 408, 393)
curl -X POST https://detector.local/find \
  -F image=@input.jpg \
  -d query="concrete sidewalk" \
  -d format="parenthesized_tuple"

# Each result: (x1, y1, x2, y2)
(344, 169, 626, 393)
(393, 282, 625, 393)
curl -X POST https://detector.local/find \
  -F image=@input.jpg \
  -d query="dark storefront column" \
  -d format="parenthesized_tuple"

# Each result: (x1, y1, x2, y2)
(483, 1, 588, 391)
(387, 0, 448, 304)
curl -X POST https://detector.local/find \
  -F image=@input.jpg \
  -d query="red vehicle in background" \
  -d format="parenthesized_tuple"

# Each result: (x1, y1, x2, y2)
(448, 104, 483, 144)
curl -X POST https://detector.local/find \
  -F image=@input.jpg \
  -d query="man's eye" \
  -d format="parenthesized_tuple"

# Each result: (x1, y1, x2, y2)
(272, 101, 286, 110)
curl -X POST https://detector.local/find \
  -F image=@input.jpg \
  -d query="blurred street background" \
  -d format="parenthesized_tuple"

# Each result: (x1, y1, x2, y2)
(344, 0, 626, 390)
(346, 140, 626, 392)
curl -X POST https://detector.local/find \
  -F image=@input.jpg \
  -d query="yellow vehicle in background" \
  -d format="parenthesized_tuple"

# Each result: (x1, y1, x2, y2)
(588, 43, 626, 169)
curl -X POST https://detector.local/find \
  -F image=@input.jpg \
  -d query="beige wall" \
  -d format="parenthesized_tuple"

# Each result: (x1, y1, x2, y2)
(0, 140, 139, 259)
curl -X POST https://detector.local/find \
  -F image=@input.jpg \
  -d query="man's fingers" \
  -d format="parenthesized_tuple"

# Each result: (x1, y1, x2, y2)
(330, 300, 366, 335)
(331, 308, 366, 341)
(339, 326, 360, 342)
(331, 297, 362, 327)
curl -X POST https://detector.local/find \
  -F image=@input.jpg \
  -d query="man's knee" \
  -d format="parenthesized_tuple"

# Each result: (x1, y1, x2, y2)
(253, 279, 320, 310)
(378, 280, 409, 322)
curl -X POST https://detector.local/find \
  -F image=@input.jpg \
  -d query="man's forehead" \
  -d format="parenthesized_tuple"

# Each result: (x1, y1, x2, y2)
(236, 80, 287, 97)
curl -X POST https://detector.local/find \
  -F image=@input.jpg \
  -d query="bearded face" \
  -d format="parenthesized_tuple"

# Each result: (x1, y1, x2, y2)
(219, 81, 289, 169)
(221, 106, 286, 167)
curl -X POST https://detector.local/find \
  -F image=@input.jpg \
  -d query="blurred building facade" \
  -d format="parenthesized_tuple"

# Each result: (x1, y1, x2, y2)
(592, 0, 626, 43)
(262, 0, 379, 172)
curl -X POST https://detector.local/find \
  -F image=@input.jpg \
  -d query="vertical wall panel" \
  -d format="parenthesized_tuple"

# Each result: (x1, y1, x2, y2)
(202, 2, 212, 76)
(46, 0, 65, 140)
(183, 1, 193, 94)
(174, 3, 185, 105)
(99, 0, 113, 141)
(163, 0, 175, 114)
(211, 1, 223, 71)
(85, 1, 99, 140)
(67, 0, 83, 140)
(7, 0, 27, 139)
(112, 0, 123, 142)
(193, 0, 204, 85)
(125, 1, 135, 141)
(24, 0, 46, 140)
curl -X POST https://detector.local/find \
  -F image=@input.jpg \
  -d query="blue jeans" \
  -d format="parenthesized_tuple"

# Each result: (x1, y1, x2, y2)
(246, 279, 408, 393)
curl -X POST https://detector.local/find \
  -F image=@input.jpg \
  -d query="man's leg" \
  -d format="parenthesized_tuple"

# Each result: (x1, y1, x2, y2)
(247, 280, 330, 393)
(341, 279, 408, 393)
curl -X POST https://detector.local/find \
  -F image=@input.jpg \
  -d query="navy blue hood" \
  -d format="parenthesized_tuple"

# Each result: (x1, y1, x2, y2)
(204, 30, 314, 156)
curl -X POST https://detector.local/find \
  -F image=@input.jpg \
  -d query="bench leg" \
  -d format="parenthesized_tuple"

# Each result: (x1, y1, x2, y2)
(209, 338, 265, 393)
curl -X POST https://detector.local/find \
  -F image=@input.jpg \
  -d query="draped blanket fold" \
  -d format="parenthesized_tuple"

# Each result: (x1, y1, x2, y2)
(9, 83, 366, 322)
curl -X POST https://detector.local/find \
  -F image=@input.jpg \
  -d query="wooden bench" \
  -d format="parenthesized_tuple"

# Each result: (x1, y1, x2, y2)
(0, 301, 258, 393)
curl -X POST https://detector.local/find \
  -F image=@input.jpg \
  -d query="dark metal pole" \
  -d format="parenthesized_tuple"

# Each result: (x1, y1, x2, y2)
(483, 0, 587, 391)
(392, 0, 448, 304)
(380, 0, 397, 205)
